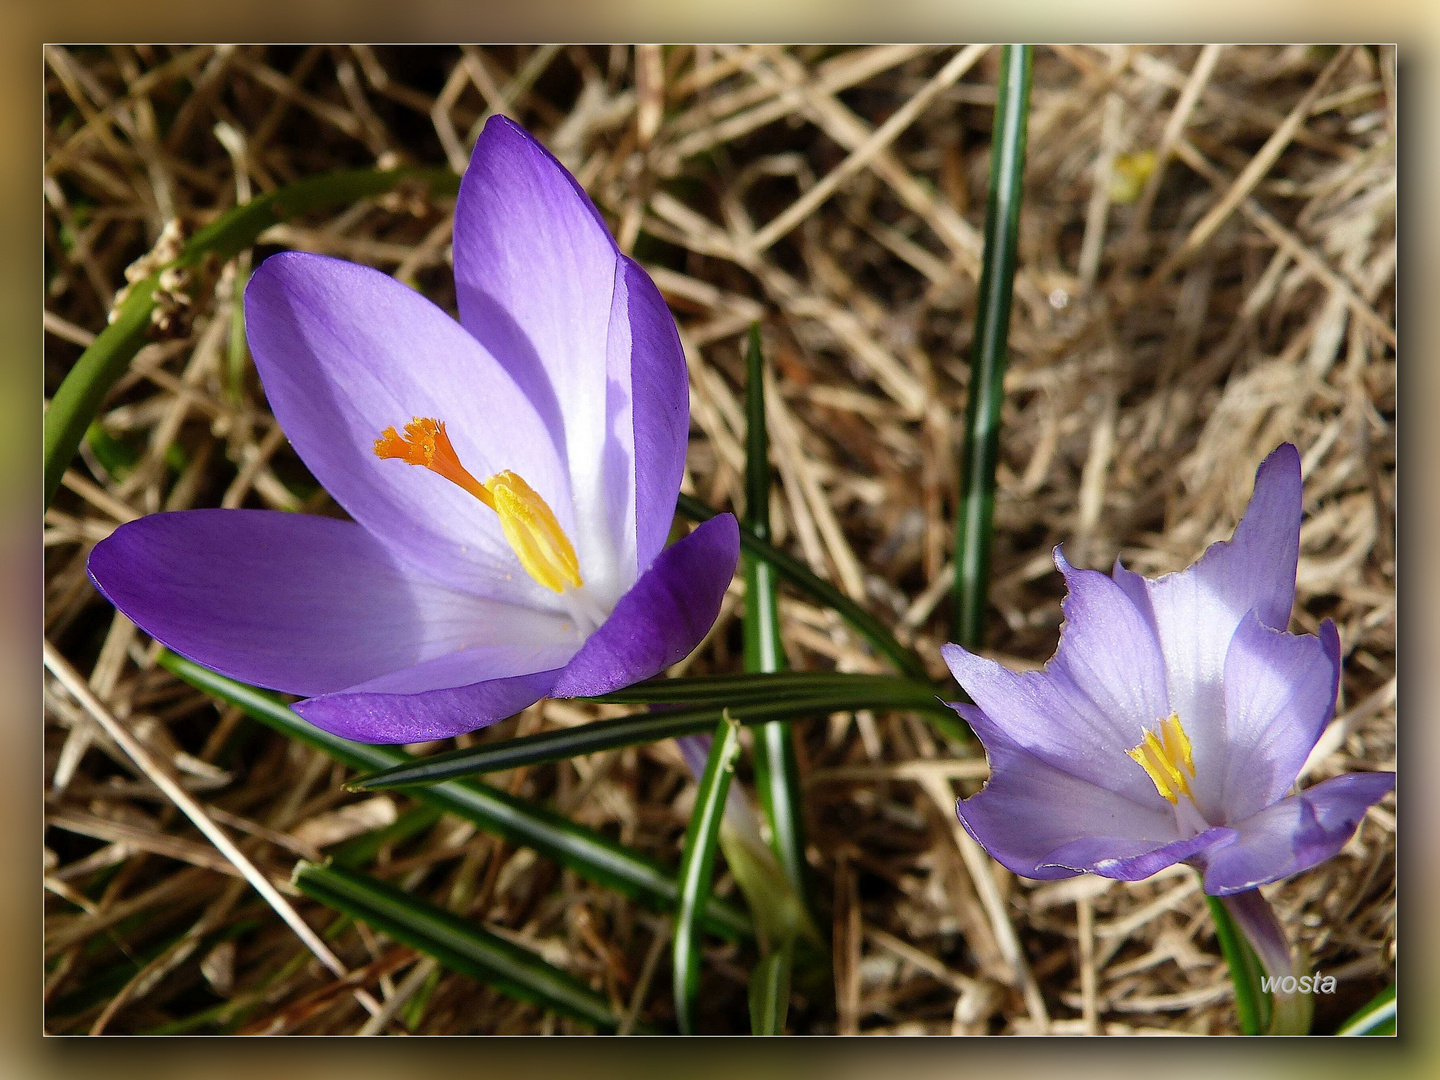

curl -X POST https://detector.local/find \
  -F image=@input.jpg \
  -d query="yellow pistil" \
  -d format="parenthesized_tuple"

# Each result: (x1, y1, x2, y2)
(1127, 713, 1196, 805)
(374, 418, 583, 594)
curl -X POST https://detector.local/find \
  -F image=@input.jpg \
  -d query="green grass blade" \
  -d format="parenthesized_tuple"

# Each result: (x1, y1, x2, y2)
(44, 276, 157, 507)
(673, 714, 743, 1034)
(351, 689, 960, 790)
(742, 324, 783, 668)
(176, 167, 458, 270)
(158, 651, 750, 942)
(43, 165, 460, 509)
(328, 805, 444, 869)
(676, 492, 930, 683)
(1335, 982, 1395, 1036)
(292, 861, 628, 1032)
(741, 324, 809, 912)
(590, 671, 939, 705)
(1206, 895, 1267, 1036)
(953, 44, 1032, 649)
(748, 940, 793, 1035)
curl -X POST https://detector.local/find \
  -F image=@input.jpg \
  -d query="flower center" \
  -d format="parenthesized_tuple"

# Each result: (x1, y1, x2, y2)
(374, 417, 583, 594)
(1127, 712, 1196, 805)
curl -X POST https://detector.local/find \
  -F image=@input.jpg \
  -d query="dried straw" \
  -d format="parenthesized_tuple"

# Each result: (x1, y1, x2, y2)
(45, 44, 1394, 1034)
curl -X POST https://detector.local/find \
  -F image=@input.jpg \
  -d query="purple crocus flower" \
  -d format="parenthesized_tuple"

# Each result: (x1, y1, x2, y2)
(944, 444, 1393, 896)
(87, 116, 739, 744)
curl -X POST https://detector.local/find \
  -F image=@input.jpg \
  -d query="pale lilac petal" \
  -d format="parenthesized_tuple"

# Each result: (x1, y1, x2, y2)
(334, 643, 580, 696)
(1113, 444, 1303, 819)
(1219, 613, 1341, 822)
(1201, 771, 1394, 895)
(942, 553, 1171, 807)
(592, 258, 638, 599)
(453, 117, 615, 460)
(953, 702, 1200, 881)
(244, 252, 571, 612)
(574, 255, 689, 602)
(294, 664, 565, 744)
(456, 116, 656, 606)
(550, 514, 740, 698)
(1219, 889, 1296, 983)
(87, 509, 574, 698)
(618, 257, 690, 573)
(677, 733, 762, 840)
(676, 733, 711, 779)
(1052, 549, 1173, 732)
(1044, 826, 1237, 882)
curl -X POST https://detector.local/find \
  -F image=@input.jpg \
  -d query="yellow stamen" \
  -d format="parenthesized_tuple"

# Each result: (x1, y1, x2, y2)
(374, 418, 582, 594)
(1160, 713, 1195, 778)
(1127, 713, 1195, 805)
(482, 470, 582, 593)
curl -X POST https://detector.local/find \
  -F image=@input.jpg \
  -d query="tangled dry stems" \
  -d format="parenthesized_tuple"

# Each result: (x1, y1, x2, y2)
(44, 44, 1395, 1035)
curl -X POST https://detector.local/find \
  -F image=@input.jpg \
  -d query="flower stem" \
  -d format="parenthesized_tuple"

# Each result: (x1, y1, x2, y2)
(748, 940, 794, 1035)
(1206, 895, 1266, 1035)
(1220, 888, 1314, 1035)
(953, 44, 1032, 648)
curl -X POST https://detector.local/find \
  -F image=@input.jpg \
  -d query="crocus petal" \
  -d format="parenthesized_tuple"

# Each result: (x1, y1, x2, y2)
(1112, 444, 1303, 818)
(549, 514, 740, 698)
(1219, 612, 1341, 822)
(1043, 826, 1238, 882)
(942, 553, 1171, 807)
(87, 509, 576, 698)
(1219, 889, 1297, 986)
(457, 116, 683, 608)
(1201, 771, 1395, 895)
(616, 257, 690, 576)
(953, 702, 1207, 881)
(244, 251, 571, 612)
(294, 663, 566, 744)
(677, 733, 763, 841)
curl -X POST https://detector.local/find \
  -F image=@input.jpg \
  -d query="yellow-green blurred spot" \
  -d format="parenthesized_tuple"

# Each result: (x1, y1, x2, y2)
(164, 442, 190, 474)
(1110, 150, 1158, 205)
(85, 421, 137, 480)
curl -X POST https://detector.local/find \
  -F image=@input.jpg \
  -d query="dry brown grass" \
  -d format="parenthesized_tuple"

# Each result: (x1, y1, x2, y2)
(44, 44, 1395, 1035)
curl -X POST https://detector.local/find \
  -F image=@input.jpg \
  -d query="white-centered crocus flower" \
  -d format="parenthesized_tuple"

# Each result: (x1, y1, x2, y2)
(89, 117, 739, 744)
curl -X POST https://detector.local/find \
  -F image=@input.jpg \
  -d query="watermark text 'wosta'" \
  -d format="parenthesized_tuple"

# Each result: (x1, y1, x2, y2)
(1260, 973, 1337, 995)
